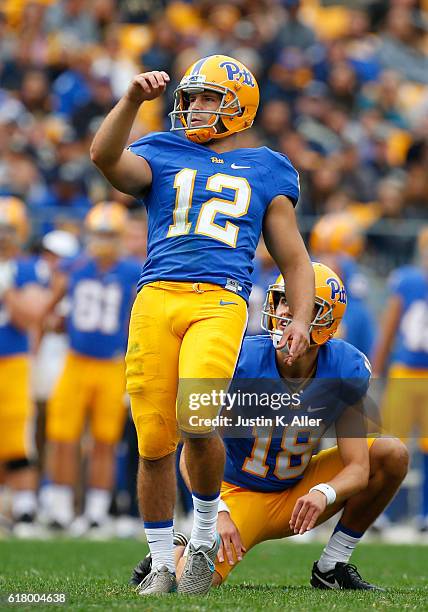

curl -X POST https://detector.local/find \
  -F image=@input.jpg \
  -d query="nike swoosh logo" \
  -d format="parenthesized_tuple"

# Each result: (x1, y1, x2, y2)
(147, 540, 162, 544)
(219, 300, 238, 306)
(231, 163, 251, 169)
(307, 406, 327, 413)
(196, 509, 210, 513)
(314, 573, 341, 589)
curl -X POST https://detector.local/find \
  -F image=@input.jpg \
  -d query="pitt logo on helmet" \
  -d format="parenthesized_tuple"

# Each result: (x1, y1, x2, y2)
(169, 54, 259, 144)
(219, 61, 256, 87)
(261, 262, 347, 347)
(327, 277, 347, 304)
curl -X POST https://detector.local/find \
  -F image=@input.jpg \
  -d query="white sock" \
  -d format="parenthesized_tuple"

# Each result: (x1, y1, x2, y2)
(48, 484, 74, 527)
(11, 490, 37, 519)
(144, 521, 175, 573)
(85, 488, 110, 525)
(190, 492, 219, 548)
(317, 522, 363, 572)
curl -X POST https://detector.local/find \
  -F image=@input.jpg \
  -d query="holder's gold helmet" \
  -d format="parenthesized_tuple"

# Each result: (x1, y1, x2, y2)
(169, 54, 259, 144)
(261, 262, 347, 348)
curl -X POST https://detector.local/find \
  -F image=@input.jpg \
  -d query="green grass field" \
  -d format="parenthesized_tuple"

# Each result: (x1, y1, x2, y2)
(1, 540, 427, 611)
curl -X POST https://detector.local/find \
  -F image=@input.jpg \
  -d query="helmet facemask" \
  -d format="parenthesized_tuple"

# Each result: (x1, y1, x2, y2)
(85, 230, 122, 261)
(169, 78, 243, 143)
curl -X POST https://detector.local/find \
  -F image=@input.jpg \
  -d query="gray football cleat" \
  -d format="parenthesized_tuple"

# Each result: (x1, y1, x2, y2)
(177, 536, 220, 595)
(137, 565, 177, 595)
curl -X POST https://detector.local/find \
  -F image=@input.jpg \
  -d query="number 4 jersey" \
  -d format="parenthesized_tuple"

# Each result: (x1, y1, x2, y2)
(128, 132, 300, 302)
(64, 256, 141, 359)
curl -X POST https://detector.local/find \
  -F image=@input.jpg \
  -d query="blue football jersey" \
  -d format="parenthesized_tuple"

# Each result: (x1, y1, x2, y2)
(65, 256, 141, 359)
(389, 265, 428, 368)
(341, 299, 375, 358)
(223, 335, 371, 492)
(0, 258, 38, 357)
(128, 132, 300, 302)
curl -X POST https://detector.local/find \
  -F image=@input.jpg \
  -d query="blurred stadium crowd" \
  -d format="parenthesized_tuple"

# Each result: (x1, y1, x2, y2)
(0, 0, 428, 539)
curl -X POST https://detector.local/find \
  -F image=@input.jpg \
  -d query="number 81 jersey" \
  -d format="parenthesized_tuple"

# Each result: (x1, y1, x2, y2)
(128, 132, 300, 302)
(65, 256, 141, 359)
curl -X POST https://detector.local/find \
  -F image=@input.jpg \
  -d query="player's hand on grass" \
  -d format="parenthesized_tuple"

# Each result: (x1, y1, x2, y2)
(126, 71, 170, 104)
(289, 491, 327, 535)
(217, 511, 246, 565)
(277, 320, 310, 365)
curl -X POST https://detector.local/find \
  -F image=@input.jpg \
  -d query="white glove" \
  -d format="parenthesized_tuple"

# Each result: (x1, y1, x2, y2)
(0, 260, 17, 298)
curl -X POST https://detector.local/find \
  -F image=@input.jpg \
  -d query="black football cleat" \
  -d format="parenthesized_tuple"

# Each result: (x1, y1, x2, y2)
(130, 553, 152, 586)
(311, 561, 385, 591)
(129, 532, 189, 586)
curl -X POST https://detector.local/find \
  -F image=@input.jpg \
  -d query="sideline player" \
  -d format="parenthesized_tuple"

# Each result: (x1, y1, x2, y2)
(0, 197, 48, 535)
(309, 212, 375, 357)
(132, 263, 408, 590)
(372, 226, 428, 531)
(91, 55, 314, 594)
(43, 202, 140, 533)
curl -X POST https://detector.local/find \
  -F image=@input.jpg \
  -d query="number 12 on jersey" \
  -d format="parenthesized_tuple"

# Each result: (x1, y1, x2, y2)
(167, 169, 251, 247)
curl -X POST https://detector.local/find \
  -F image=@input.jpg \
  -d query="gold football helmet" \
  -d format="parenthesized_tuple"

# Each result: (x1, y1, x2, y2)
(310, 212, 364, 259)
(85, 201, 128, 259)
(0, 196, 29, 252)
(261, 262, 347, 347)
(169, 54, 259, 144)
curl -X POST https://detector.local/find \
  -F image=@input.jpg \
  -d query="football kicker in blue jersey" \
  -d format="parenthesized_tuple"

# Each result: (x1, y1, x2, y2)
(128, 132, 300, 302)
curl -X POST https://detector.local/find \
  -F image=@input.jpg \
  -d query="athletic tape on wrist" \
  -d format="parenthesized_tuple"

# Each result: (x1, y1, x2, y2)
(309, 483, 337, 505)
(218, 499, 230, 513)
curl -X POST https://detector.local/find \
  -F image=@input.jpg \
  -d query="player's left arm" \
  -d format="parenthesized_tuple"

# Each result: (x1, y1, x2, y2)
(290, 403, 369, 535)
(263, 195, 314, 364)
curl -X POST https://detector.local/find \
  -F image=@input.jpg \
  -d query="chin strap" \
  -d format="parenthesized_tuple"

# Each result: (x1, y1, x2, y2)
(271, 331, 290, 354)
(185, 128, 214, 143)
(185, 124, 219, 144)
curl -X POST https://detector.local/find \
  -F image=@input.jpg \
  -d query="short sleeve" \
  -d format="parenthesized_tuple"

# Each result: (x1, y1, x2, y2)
(340, 346, 372, 406)
(265, 150, 300, 207)
(127, 132, 163, 166)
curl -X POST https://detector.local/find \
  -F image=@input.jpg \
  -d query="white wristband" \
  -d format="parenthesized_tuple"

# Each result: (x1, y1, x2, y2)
(218, 498, 230, 514)
(309, 483, 336, 506)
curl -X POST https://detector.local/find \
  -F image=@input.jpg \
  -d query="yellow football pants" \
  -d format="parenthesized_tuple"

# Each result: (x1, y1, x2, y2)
(215, 438, 377, 582)
(46, 352, 126, 444)
(381, 363, 428, 452)
(126, 281, 248, 459)
(0, 355, 33, 461)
